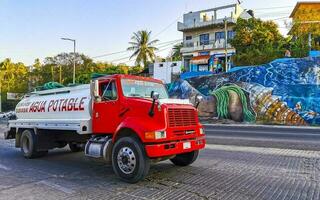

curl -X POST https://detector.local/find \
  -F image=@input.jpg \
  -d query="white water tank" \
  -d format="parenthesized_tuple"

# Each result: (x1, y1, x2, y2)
(12, 84, 92, 134)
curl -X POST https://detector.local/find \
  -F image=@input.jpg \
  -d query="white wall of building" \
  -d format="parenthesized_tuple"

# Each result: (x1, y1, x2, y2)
(153, 61, 182, 83)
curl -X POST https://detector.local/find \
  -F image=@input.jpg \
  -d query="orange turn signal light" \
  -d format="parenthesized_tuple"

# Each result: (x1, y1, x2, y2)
(145, 131, 167, 140)
(145, 132, 155, 140)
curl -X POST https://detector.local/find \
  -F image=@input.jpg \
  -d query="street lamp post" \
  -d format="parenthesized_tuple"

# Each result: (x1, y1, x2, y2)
(61, 38, 76, 84)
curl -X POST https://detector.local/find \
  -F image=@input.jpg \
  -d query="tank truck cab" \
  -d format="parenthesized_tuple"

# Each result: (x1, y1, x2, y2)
(5, 74, 206, 183)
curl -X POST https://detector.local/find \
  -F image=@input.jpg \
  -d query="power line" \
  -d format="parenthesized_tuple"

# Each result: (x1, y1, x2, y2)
(121, 45, 179, 65)
(109, 41, 181, 64)
(154, 40, 182, 50)
(271, 16, 290, 21)
(154, 39, 182, 46)
(253, 6, 294, 11)
(153, 14, 183, 38)
(92, 50, 128, 59)
(92, 39, 182, 59)
(255, 12, 291, 17)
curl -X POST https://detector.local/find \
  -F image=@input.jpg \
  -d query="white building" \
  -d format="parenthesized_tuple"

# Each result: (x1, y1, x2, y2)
(152, 61, 182, 83)
(177, 3, 252, 72)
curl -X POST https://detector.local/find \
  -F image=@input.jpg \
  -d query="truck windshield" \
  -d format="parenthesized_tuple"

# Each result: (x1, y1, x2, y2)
(121, 79, 169, 99)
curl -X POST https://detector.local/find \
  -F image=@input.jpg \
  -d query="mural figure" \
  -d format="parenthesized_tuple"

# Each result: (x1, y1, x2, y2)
(168, 57, 320, 126)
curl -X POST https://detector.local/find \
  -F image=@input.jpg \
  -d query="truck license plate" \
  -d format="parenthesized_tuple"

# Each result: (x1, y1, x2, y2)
(183, 142, 191, 149)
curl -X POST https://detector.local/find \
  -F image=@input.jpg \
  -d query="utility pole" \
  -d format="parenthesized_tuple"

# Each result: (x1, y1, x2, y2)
(224, 17, 228, 72)
(51, 65, 54, 82)
(61, 38, 76, 84)
(0, 71, 2, 112)
(0, 83, 2, 113)
(59, 65, 62, 84)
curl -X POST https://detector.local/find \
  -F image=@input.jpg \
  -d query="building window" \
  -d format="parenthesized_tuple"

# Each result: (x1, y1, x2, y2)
(200, 34, 209, 45)
(215, 32, 225, 42)
(227, 31, 235, 39)
(172, 63, 177, 66)
(159, 64, 163, 67)
(199, 51, 210, 56)
(186, 36, 192, 40)
(198, 65, 209, 72)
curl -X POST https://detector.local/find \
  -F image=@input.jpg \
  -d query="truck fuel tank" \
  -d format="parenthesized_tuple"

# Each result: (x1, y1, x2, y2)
(85, 136, 113, 163)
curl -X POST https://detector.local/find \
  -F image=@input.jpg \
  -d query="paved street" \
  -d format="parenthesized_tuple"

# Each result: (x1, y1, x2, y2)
(205, 124, 320, 151)
(1, 124, 320, 200)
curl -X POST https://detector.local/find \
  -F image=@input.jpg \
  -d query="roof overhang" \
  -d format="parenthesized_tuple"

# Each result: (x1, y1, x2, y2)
(190, 55, 210, 65)
(290, 1, 320, 18)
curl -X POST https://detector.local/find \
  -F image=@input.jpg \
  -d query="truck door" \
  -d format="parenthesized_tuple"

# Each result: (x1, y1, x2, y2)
(93, 79, 120, 134)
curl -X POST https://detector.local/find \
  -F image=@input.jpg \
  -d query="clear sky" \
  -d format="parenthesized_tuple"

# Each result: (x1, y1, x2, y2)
(0, 0, 307, 65)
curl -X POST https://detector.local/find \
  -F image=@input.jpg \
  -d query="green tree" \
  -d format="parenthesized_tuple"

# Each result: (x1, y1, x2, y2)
(230, 18, 288, 66)
(127, 30, 159, 68)
(171, 42, 183, 61)
(0, 59, 29, 111)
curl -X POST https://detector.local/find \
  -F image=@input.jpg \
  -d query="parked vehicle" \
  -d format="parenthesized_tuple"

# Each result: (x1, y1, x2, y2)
(0, 111, 16, 121)
(5, 74, 205, 183)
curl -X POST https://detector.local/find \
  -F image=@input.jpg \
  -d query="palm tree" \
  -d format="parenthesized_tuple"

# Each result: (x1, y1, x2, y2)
(127, 30, 159, 68)
(171, 42, 183, 61)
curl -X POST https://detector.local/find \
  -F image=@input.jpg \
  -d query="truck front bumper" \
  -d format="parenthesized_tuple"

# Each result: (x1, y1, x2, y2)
(145, 136, 206, 158)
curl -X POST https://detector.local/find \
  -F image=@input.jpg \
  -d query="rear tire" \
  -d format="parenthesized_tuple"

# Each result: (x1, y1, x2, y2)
(68, 143, 82, 152)
(20, 129, 46, 159)
(170, 150, 199, 166)
(112, 137, 150, 183)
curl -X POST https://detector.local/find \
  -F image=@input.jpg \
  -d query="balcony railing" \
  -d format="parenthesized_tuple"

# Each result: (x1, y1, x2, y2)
(178, 17, 236, 31)
(181, 40, 232, 53)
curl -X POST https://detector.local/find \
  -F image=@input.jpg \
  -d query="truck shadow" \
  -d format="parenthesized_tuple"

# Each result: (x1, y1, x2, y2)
(2, 144, 203, 186)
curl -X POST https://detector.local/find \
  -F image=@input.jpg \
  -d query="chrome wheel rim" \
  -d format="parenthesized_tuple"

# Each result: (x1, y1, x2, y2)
(22, 137, 30, 154)
(117, 147, 136, 174)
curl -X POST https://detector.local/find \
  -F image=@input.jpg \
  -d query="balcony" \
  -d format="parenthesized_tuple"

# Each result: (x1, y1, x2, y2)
(181, 40, 233, 54)
(178, 17, 236, 31)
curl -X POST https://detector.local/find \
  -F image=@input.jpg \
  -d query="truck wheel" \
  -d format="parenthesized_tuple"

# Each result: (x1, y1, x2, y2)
(112, 137, 150, 183)
(170, 150, 199, 166)
(68, 143, 82, 152)
(20, 129, 46, 159)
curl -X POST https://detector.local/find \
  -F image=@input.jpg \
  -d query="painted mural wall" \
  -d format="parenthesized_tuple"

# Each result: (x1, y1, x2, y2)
(168, 57, 320, 126)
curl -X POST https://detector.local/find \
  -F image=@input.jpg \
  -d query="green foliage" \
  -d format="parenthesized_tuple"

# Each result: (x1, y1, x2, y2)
(0, 49, 153, 111)
(128, 65, 143, 75)
(0, 59, 29, 93)
(171, 43, 183, 61)
(288, 36, 309, 57)
(127, 30, 159, 68)
(230, 18, 309, 66)
(0, 53, 132, 108)
(0, 59, 29, 111)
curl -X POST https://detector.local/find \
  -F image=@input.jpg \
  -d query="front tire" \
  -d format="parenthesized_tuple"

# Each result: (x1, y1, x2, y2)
(112, 137, 150, 183)
(20, 129, 47, 159)
(170, 150, 199, 166)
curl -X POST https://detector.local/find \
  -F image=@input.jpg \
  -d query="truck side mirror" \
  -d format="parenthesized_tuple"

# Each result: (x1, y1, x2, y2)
(149, 91, 159, 117)
(151, 92, 160, 101)
(195, 94, 203, 109)
(93, 80, 100, 98)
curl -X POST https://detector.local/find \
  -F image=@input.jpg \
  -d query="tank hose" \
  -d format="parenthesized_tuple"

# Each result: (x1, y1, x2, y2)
(36, 82, 64, 91)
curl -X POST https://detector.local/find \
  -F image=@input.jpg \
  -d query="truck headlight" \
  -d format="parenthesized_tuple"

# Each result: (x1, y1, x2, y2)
(199, 128, 205, 135)
(145, 131, 166, 140)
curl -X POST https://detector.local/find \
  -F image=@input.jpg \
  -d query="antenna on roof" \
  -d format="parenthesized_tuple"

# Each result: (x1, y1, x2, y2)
(237, 0, 243, 4)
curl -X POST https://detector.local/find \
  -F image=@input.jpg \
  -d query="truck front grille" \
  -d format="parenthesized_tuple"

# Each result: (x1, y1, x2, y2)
(168, 108, 197, 128)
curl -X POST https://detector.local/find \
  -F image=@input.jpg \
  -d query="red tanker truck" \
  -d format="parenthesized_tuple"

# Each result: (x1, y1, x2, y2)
(5, 74, 205, 183)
